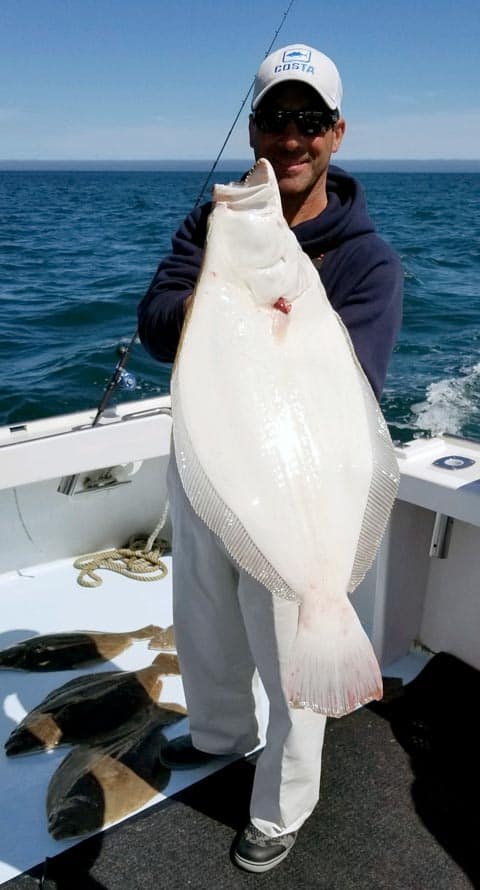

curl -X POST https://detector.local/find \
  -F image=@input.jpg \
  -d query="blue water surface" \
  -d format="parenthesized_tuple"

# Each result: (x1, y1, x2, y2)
(1, 169, 479, 443)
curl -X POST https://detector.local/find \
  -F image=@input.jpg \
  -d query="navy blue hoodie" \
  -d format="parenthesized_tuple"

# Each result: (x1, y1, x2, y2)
(138, 165, 403, 399)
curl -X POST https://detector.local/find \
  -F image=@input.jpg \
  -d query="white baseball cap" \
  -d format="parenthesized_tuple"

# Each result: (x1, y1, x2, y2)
(251, 44, 343, 112)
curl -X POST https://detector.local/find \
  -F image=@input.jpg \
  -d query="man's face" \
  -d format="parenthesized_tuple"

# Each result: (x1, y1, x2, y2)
(249, 82, 345, 202)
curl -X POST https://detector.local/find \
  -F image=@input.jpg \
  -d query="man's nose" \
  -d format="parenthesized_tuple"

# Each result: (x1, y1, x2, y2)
(278, 120, 303, 145)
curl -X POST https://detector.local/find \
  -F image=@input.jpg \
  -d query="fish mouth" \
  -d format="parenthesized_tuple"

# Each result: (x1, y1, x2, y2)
(0, 647, 23, 669)
(5, 732, 39, 757)
(213, 158, 280, 211)
(243, 158, 271, 186)
(48, 812, 83, 840)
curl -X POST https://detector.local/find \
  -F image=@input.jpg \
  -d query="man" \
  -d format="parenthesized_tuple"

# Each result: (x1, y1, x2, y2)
(138, 44, 403, 874)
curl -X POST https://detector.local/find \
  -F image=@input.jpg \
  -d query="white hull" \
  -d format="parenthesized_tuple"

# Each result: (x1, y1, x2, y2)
(1, 395, 480, 882)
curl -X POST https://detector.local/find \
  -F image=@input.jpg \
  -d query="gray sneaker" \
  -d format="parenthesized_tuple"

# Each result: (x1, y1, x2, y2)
(233, 822, 297, 873)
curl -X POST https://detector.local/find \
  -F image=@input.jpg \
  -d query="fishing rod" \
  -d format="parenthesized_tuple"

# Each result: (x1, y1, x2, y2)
(90, 0, 296, 424)
(91, 328, 138, 427)
(194, 0, 297, 208)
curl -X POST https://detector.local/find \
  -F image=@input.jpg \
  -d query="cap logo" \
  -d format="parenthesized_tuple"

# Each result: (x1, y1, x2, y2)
(274, 61, 315, 75)
(283, 48, 311, 63)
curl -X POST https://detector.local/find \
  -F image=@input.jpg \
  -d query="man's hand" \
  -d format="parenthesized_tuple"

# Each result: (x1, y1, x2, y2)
(183, 294, 193, 317)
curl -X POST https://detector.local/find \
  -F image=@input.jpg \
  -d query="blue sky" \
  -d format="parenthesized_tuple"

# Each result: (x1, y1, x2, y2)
(1, 0, 479, 161)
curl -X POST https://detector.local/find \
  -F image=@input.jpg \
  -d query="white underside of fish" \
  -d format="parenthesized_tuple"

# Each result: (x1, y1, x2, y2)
(171, 159, 399, 717)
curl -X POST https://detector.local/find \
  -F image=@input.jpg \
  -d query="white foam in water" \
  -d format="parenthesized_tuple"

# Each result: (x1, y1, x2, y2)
(411, 363, 480, 436)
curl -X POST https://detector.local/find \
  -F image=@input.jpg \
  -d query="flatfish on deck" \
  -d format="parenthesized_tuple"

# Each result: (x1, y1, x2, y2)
(0, 625, 163, 671)
(5, 654, 180, 755)
(171, 158, 399, 717)
(46, 707, 185, 839)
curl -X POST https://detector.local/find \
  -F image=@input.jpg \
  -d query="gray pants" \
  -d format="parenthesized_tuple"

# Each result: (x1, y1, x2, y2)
(167, 455, 327, 837)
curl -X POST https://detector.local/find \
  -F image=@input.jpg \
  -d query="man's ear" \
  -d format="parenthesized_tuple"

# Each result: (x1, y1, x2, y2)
(332, 118, 346, 154)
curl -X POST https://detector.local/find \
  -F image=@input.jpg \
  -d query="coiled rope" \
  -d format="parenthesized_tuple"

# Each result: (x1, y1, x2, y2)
(74, 500, 170, 587)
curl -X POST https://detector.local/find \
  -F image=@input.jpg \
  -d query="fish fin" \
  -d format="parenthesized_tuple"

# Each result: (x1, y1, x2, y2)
(332, 318, 400, 592)
(348, 381, 399, 591)
(171, 370, 298, 602)
(287, 601, 383, 717)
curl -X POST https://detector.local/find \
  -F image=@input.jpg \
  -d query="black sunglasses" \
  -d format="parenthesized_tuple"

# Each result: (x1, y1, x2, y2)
(252, 108, 338, 137)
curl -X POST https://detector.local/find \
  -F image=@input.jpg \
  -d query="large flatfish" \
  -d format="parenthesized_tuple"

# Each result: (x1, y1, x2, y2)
(5, 653, 180, 755)
(46, 707, 185, 839)
(0, 625, 163, 671)
(171, 157, 399, 717)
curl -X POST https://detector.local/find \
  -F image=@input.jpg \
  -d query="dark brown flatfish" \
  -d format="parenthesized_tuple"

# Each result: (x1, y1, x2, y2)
(5, 656, 180, 755)
(0, 625, 163, 671)
(47, 705, 186, 839)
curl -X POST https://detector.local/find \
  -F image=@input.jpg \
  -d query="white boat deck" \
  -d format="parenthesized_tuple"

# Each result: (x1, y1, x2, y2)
(6, 406, 478, 883)
(0, 548, 431, 885)
(0, 553, 259, 885)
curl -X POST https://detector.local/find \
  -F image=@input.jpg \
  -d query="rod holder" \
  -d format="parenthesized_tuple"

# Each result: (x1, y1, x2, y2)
(429, 513, 453, 559)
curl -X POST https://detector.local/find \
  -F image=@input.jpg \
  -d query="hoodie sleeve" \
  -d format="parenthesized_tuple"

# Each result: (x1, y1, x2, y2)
(323, 235, 404, 400)
(137, 203, 210, 363)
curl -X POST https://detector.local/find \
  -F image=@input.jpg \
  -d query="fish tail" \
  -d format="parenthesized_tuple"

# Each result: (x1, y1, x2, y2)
(129, 625, 163, 640)
(151, 652, 181, 674)
(286, 600, 383, 717)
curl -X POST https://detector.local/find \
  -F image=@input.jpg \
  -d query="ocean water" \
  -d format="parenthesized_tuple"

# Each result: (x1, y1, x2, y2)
(0, 168, 479, 444)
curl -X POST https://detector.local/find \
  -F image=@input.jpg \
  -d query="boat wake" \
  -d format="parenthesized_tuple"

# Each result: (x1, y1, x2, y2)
(411, 362, 480, 438)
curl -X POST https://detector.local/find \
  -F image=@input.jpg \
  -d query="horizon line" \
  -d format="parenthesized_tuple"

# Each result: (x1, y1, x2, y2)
(1, 158, 479, 171)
